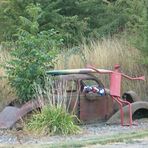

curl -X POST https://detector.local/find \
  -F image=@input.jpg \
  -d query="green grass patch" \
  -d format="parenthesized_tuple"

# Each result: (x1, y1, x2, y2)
(25, 105, 80, 136)
(49, 129, 148, 148)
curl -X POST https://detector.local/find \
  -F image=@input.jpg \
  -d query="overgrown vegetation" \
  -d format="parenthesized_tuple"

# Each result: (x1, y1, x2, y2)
(26, 77, 80, 135)
(6, 4, 63, 102)
(112, 0, 148, 66)
(55, 38, 148, 99)
(0, 1, 148, 66)
(0, 0, 120, 44)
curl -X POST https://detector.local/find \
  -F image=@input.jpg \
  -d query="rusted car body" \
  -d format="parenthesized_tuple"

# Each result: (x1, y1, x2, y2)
(53, 74, 114, 123)
(0, 71, 147, 129)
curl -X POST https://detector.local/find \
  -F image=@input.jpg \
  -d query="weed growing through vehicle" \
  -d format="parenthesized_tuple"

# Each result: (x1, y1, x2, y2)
(25, 76, 80, 135)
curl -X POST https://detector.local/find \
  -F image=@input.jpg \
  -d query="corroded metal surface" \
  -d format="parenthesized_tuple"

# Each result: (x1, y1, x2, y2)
(0, 73, 146, 129)
(46, 68, 112, 75)
(0, 106, 20, 129)
(0, 99, 43, 129)
(55, 74, 114, 123)
(107, 101, 148, 125)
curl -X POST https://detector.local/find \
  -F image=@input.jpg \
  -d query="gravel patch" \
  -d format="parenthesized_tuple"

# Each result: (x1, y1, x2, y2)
(0, 119, 148, 145)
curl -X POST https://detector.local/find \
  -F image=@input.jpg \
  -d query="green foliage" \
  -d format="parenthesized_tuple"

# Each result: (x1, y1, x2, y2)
(131, 0, 148, 66)
(0, 0, 148, 65)
(75, 0, 124, 37)
(26, 105, 80, 135)
(7, 4, 63, 102)
(0, 0, 124, 44)
(0, 0, 32, 41)
(112, 0, 148, 66)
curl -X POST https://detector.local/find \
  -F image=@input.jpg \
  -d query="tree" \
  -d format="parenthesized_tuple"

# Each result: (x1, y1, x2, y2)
(0, 0, 123, 44)
(112, 0, 148, 66)
(0, 0, 34, 41)
(7, 3, 63, 102)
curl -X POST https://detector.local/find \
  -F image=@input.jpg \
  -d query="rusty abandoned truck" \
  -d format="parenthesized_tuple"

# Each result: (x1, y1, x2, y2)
(0, 69, 148, 129)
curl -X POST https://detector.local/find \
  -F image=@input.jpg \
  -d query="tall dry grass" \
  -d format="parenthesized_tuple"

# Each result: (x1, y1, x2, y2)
(0, 38, 147, 111)
(55, 38, 148, 99)
(33, 77, 79, 114)
(25, 77, 80, 135)
(0, 45, 16, 111)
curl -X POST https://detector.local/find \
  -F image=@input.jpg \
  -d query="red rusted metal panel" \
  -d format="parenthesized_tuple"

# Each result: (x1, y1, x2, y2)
(79, 95, 113, 123)
(57, 74, 114, 123)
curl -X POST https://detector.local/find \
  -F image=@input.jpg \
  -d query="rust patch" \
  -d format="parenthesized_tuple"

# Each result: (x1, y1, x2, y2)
(0, 106, 20, 129)
(107, 101, 148, 125)
(0, 99, 43, 129)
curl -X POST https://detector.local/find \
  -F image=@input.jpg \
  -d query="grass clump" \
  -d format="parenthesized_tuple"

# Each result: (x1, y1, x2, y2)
(25, 77, 80, 136)
(26, 105, 80, 136)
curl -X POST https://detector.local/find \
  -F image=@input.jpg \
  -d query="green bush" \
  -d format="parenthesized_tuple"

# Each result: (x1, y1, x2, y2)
(26, 105, 80, 135)
(0, 0, 126, 44)
(112, 0, 148, 67)
(6, 4, 63, 102)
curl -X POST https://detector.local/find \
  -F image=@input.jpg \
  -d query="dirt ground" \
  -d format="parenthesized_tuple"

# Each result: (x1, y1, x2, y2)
(0, 119, 148, 147)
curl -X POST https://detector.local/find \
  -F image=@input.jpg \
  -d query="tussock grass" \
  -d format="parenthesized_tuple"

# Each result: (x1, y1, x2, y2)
(26, 105, 80, 136)
(55, 38, 148, 99)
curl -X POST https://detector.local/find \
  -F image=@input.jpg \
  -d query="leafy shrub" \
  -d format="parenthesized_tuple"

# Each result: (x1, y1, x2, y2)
(112, 0, 148, 66)
(26, 105, 80, 135)
(6, 3, 63, 102)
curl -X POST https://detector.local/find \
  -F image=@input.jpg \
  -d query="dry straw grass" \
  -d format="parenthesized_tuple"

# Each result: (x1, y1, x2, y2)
(33, 77, 79, 114)
(55, 38, 148, 99)
(25, 77, 80, 135)
(0, 45, 16, 111)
